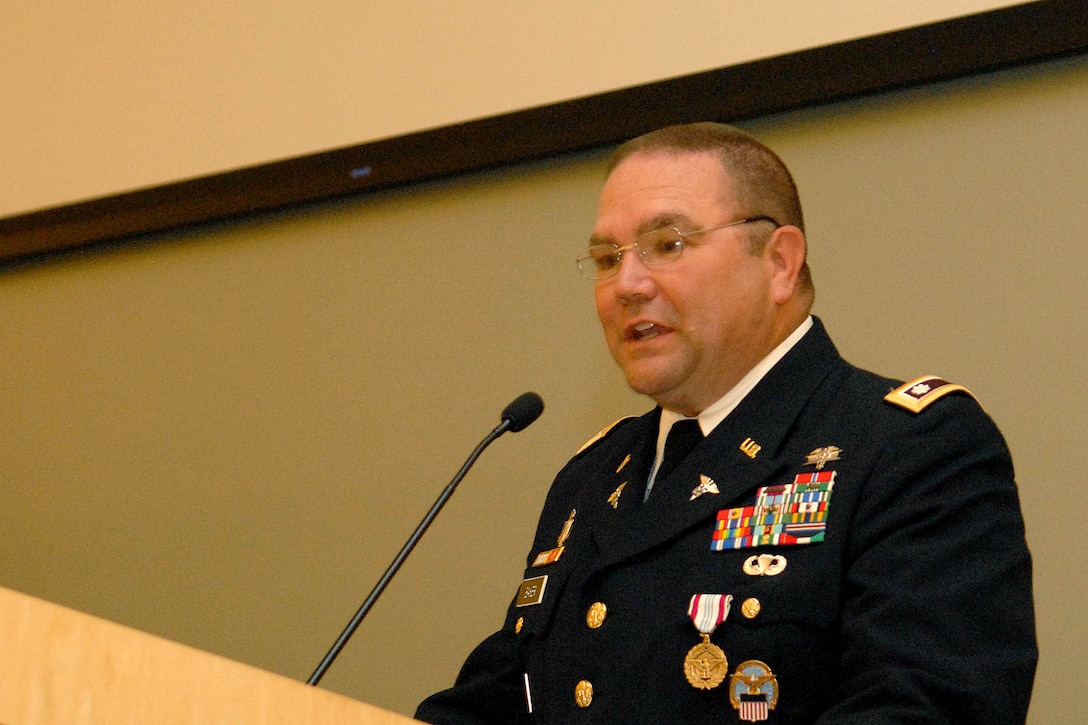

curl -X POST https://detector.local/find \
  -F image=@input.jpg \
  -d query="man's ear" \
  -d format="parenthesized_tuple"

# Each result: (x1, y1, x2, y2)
(766, 225, 807, 304)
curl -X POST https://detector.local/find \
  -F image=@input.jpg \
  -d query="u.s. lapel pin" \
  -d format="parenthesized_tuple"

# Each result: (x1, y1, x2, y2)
(739, 438, 761, 459)
(689, 474, 720, 501)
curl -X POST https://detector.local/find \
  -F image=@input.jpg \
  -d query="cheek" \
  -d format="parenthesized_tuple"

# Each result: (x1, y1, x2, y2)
(684, 277, 755, 341)
(594, 288, 614, 326)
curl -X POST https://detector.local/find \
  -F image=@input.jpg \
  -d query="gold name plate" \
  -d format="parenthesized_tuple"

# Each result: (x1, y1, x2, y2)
(516, 575, 549, 607)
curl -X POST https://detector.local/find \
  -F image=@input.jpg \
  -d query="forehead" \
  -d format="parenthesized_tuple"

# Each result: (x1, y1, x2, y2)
(594, 151, 737, 237)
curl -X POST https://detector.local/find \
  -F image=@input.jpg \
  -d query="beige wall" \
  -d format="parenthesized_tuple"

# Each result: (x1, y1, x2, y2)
(2, 16, 1085, 725)
(1, 0, 1024, 217)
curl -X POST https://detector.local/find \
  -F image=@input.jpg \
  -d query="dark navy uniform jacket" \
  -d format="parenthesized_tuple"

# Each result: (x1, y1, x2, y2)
(417, 319, 1037, 724)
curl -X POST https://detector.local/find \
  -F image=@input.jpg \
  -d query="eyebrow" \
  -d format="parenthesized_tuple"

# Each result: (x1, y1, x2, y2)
(587, 212, 695, 247)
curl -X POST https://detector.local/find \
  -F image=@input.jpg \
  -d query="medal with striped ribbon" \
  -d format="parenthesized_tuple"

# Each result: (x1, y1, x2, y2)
(683, 593, 732, 690)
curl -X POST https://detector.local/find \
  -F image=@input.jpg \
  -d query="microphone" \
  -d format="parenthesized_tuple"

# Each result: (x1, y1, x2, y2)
(306, 392, 544, 686)
(501, 391, 545, 432)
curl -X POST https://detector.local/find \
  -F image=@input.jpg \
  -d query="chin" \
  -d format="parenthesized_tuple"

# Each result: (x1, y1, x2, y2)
(621, 371, 673, 401)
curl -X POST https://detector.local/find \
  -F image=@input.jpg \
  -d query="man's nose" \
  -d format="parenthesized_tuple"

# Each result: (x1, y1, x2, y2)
(610, 248, 656, 302)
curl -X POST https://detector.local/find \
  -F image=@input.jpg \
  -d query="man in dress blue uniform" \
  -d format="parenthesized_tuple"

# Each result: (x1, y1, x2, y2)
(416, 123, 1037, 723)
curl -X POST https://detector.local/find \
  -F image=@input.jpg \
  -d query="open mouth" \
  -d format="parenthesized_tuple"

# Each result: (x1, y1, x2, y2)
(631, 321, 665, 341)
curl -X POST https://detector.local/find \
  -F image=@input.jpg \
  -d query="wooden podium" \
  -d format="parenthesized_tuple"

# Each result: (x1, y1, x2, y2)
(0, 586, 421, 724)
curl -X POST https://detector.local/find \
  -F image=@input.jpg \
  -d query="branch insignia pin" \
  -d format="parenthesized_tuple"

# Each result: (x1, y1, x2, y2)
(690, 474, 720, 501)
(607, 482, 627, 509)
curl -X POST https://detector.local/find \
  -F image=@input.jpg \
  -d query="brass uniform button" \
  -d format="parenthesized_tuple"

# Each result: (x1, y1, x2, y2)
(586, 602, 607, 629)
(741, 597, 761, 619)
(574, 680, 594, 708)
(515, 616, 524, 634)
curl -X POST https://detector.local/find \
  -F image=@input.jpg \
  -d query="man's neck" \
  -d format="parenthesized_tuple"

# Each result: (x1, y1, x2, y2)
(660, 315, 813, 435)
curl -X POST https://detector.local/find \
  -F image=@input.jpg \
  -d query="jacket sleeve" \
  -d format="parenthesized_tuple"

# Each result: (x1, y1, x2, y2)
(414, 626, 531, 725)
(819, 394, 1037, 723)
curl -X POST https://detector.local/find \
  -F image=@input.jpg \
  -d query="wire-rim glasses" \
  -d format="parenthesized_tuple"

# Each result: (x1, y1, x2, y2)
(576, 215, 781, 280)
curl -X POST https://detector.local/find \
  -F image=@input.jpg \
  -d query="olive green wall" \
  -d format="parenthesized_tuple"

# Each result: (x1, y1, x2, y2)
(2, 53, 1085, 724)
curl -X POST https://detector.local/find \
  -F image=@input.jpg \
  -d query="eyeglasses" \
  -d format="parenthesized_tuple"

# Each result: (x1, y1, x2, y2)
(576, 215, 781, 280)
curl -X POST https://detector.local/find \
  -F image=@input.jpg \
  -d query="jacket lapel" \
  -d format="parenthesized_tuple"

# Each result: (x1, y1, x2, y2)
(581, 411, 658, 555)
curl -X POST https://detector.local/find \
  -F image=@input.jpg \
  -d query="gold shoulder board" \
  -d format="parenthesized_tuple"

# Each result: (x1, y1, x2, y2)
(576, 416, 636, 455)
(884, 375, 975, 413)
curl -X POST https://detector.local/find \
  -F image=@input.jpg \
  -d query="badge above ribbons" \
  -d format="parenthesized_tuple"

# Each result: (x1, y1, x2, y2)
(683, 593, 732, 690)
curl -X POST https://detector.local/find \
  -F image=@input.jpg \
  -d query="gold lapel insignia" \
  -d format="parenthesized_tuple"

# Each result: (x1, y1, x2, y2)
(532, 509, 576, 567)
(607, 482, 627, 509)
(803, 445, 842, 470)
(739, 438, 761, 459)
(556, 509, 576, 546)
(616, 453, 631, 473)
(689, 474, 720, 501)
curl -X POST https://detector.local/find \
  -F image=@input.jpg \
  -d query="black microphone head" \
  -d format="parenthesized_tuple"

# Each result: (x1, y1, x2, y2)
(501, 392, 544, 432)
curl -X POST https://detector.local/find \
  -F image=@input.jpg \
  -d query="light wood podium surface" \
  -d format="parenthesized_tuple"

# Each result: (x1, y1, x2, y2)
(0, 585, 420, 724)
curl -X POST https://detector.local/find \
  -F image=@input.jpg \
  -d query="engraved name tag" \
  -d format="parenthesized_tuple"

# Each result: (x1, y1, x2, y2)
(516, 575, 549, 607)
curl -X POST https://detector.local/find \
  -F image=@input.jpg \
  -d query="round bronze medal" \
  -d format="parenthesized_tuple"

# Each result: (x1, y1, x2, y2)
(683, 633, 728, 690)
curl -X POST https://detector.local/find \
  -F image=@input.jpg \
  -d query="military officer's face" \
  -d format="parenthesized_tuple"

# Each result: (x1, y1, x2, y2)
(591, 150, 785, 416)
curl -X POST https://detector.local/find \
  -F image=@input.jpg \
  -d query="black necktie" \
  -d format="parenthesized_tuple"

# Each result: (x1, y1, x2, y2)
(655, 419, 704, 485)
